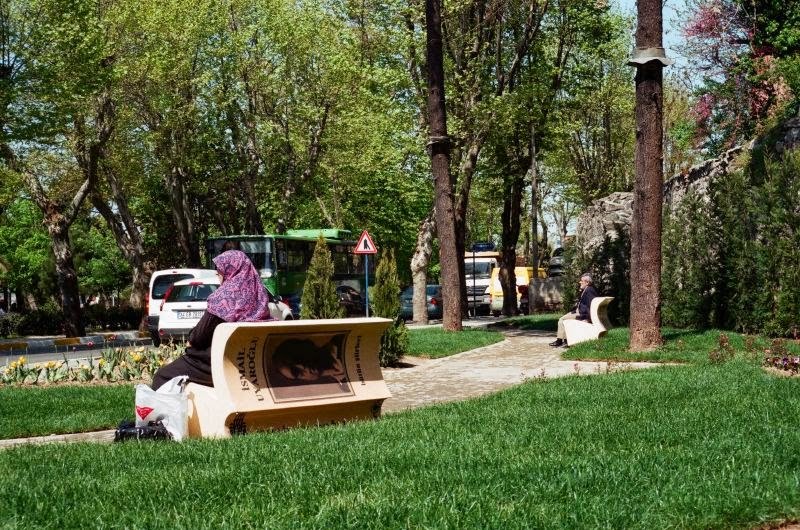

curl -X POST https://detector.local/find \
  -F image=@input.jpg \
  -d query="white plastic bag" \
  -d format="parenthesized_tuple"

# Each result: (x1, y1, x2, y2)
(135, 375, 189, 441)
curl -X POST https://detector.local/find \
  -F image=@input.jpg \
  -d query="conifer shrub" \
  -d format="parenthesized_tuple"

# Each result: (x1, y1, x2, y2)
(300, 235, 344, 319)
(371, 249, 408, 366)
(661, 190, 723, 329)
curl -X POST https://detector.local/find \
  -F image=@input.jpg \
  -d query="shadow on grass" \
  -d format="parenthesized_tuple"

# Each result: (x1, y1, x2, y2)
(487, 313, 560, 332)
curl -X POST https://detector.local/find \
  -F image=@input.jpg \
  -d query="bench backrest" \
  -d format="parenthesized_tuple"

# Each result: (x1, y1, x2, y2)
(590, 296, 613, 332)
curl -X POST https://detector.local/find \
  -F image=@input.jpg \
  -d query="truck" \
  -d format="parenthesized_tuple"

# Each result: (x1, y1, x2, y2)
(464, 251, 500, 316)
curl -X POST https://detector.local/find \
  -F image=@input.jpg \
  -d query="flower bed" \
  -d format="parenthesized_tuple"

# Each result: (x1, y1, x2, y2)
(1, 343, 183, 385)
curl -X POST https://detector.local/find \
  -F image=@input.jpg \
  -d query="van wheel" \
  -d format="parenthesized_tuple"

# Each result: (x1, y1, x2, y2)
(492, 310, 501, 317)
(150, 331, 161, 347)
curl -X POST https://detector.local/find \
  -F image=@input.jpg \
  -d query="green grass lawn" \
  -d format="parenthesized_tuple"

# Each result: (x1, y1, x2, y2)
(2, 361, 800, 528)
(407, 327, 504, 358)
(4, 322, 800, 527)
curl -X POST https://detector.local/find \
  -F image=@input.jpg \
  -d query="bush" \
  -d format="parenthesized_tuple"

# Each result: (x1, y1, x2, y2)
(17, 301, 64, 336)
(300, 235, 344, 319)
(83, 305, 142, 331)
(661, 190, 723, 329)
(0, 313, 24, 338)
(372, 249, 408, 366)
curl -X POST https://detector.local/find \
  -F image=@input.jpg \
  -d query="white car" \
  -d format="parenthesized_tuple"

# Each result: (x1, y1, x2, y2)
(146, 268, 218, 345)
(157, 278, 293, 342)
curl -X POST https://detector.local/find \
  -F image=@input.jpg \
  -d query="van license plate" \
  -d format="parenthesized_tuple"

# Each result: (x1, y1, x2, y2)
(177, 311, 202, 319)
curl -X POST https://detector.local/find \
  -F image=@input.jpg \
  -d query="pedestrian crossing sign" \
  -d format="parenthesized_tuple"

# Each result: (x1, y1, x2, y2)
(354, 230, 377, 254)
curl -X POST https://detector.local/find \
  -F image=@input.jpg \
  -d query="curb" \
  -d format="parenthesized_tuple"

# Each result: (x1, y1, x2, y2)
(0, 331, 151, 357)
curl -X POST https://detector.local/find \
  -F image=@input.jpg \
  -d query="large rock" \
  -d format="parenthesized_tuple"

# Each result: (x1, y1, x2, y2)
(575, 143, 748, 255)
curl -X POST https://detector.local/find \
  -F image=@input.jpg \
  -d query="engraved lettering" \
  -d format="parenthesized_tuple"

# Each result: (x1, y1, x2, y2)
(354, 336, 365, 385)
(246, 338, 264, 401)
(236, 348, 250, 391)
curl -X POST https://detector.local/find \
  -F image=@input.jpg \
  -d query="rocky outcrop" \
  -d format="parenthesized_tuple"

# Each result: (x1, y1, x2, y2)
(575, 143, 749, 255)
(574, 192, 633, 257)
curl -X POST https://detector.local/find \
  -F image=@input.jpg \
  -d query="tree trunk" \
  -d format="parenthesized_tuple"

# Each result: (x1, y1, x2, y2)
(48, 214, 85, 337)
(530, 122, 539, 273)
(500, 174, 524, 316)
(410, 208, 436, 323)
(426, 0, 461, 331)
(629, 0, 665, 350)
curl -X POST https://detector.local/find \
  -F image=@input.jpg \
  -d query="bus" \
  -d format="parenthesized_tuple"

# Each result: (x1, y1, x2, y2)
(206, 229, 374, 315)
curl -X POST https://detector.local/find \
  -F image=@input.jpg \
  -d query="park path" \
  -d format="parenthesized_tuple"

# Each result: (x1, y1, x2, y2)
(0, 328, 661, 449)
(382, 328, 659, 413)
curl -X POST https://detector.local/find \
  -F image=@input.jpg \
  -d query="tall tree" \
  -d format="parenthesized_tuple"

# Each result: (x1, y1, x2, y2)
(426, 0, 461, 331)
(1, 0, 115, 336)
(629, 0, 667, 350)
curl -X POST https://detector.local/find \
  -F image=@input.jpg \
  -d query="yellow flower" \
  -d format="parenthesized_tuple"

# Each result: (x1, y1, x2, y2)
(80, 364, 90, 371)
(17, 356, 26, 366)
(98, 359, 106, 367)
(131, 353, 143, 363)
(46, 361, 57, 370)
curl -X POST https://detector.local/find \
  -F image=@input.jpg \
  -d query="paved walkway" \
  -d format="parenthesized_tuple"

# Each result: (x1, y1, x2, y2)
(1, 328, 661, 449)
(382, 328, 659, 413)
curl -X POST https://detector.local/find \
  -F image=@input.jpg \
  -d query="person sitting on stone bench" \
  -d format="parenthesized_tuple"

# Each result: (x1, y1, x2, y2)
(151, 250, 273, 390)
(550, 272, 598, 348)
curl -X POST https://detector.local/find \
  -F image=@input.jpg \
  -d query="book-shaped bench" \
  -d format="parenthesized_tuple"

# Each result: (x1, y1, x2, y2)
(563, 296, 614, 346)
(186, 317, 392, 438)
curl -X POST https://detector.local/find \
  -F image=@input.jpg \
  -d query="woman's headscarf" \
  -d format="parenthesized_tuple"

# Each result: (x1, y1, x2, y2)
(206, 250, 272, 322)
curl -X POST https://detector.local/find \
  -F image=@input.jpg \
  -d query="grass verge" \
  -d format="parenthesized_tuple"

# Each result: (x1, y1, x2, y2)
(0, 384, 133, 439)
(562, 327, 800, 364)
(2, 361, 800, 529)
(407, 327, 504, 359)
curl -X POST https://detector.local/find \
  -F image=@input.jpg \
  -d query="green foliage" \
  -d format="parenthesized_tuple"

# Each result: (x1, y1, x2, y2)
(73, 218, 133, 299)
(17, 301, 64, 336)
(656, 149, 800, 337)
(0, 313, 23, 338)
(372, 249, 408, 366)
(0, 199, 56, 303)
(661, 191, 723, 329)
(300, 235, 344, 319)
(372, 249, 401, 318)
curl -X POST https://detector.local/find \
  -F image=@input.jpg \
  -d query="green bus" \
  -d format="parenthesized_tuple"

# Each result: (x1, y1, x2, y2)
(206, 229, 374, 315)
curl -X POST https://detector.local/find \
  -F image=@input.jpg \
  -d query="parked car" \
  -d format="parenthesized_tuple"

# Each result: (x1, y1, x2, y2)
(400, 285, 443, 320)
(158, 278, 292, 342)
(337, 285, 365, 316)
(146, 268, 218, 346)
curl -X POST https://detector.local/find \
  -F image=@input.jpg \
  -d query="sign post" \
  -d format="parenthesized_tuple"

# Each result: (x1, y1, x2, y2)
(353, 230, 378, 317)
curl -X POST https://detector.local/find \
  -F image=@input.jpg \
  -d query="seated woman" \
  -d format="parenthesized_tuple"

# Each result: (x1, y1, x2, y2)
(151, 250, 273, 390)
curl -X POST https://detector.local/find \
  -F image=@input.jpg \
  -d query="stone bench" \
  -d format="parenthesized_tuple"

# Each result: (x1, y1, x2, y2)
(186, 317, 393, 438)
(563, 296, 614, 346)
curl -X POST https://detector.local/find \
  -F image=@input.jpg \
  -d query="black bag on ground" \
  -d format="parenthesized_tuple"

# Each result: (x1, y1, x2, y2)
(114, 420, 173, 442)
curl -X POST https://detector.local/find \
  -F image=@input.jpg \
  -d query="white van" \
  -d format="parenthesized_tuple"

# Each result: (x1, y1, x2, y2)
(146, 268, 217, 345)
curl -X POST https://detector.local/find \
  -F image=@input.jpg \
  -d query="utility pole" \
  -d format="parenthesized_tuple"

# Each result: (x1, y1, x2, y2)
(425, 0, 461, 331)
(628, 0, 671, 350)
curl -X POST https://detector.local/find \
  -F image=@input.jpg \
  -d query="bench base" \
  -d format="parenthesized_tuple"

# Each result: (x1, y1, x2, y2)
(187, 382, 386, 438)
(562, 320, 607, 346)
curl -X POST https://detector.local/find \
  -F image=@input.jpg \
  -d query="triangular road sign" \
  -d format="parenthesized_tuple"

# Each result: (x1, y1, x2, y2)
(354, 230, 377, 254)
